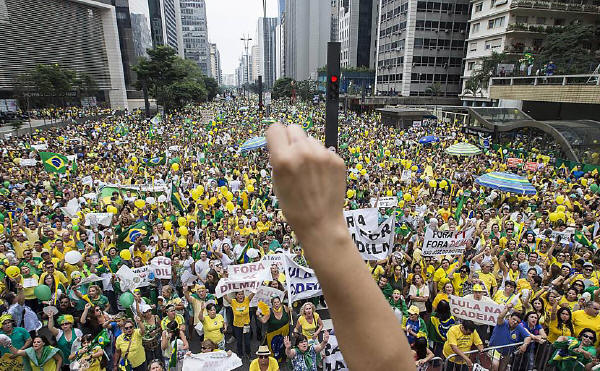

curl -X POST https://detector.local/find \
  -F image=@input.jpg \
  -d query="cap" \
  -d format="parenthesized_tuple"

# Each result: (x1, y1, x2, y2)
(472, 284, 486, 292)
(408, 305, 420, 315)
(562, 263, 572, 269)
(583, 262, 593, 268)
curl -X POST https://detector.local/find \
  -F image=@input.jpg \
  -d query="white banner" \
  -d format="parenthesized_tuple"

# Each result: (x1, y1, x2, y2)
(401, 169, 412, 182)
(84, 213, 113, 227)
(151, 256, 172, 279)
(261, 253, 285, 271)
(422, 228, 475, 256)
(324, 330, 349, 371)
(131, 266, 151, 287)
(352, 215, 395, 260)
(182, 351, 242, 371)
(31, 144, 48, 151)
(343, 208, 378, 233)
(19, 159, 37, 167)
(283, 254, 322, 302)
(215, 279, 260, 298)
(250, 285, 285, 307)
(369, 196, 398, 209)
(533, 227, 574, 245)
(449, 295, 504, 326)
(115, 265, 136, 292)
(227, 260, 271, 282)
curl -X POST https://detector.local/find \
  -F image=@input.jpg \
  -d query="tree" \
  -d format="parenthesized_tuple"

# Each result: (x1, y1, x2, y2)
(538, 24, 599, 74)
(425, 82, 442, 97)
(272, 77, 293, 99)
(75, 73, 98, 99)
(463, 78, 482, 97)
(295, 80, 318, 101)
(17, 64, 77, 107)
(203, 76, 219, 100)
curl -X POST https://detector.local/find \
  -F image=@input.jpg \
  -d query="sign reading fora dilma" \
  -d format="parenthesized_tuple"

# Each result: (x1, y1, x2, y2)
(422, 228, 474, 256)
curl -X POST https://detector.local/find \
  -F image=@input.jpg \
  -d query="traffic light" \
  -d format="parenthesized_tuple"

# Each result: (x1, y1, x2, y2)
(328, 74, 340, 101)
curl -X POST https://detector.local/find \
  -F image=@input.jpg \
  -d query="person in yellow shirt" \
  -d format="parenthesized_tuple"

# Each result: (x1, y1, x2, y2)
(51, 239, 72, 261)
(197, 303, 226, 348)
(450, 265, 470, 296)
(493, 280, 522, 312)
(570, 262, 600, 289)
(475, 261, 497, 297)
(114, 319, 146, 370)
(38, 261, 69, 286)
(432, 281, 454, 311)
(367, 260, 385, 282)
(249, 346, 279, 371)
(443, 321, 484, 368)
(223, 291, 255, 359)
(433, 258, 459, 292)
(235, 220, 250, 236)
(572, 301, 600, 346)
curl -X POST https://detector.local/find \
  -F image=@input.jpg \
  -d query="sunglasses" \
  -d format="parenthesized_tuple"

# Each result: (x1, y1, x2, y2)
(582, 334, 594, 340)
(124, 326, 134, 330)
(201, 346, 211, 350)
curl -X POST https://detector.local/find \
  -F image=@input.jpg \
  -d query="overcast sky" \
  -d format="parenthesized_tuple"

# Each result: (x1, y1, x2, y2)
(206, 0, 280, 76)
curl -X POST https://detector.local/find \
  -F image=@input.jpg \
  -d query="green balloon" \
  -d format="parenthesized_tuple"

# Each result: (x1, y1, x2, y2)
(34, 284, 52, 301)
(72, 225, 79, 231)
(119, 292, 134, 307)
(3, 181, 9, 188)
(590, 184, 599, 193)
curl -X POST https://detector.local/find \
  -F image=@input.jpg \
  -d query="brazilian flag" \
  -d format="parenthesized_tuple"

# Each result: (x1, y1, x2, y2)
(169, 337, 178, 368)
(574, 230, 593, 247)
(39, 152, 68, 174)
(302, 116, 313, 131)
(454, 195, 465, 221)
(116, 221, 152, 249)
(144, 154, 166, 167)
(171, 183, 186, 215)
(236, 240, 254, 264)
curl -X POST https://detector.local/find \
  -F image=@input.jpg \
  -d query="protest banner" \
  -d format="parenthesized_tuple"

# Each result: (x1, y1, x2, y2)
(215, 278, 260, 298)
(19, 159, 37, 167)
(227, 260, 271, 281)
(261, 253, 285, 271)
(401, 169, 412, 182)
(131, 266, 151, 287)
(84, 213, 113, 227)
(507, 158, 523, 168)
(151, 256, 171, 279)
(449, 295, 504, 326)
(182, 351, 242, 371)
(533, 227, 574, 245)
(324, 330, 349, 371)
(422, 228, 474, 256)
(250, 285, 285, 307)
(525, 162, 539, 172)
(115, 265, 136, 292)
(352, 215, 395, 260)
(343, 208, 378, 233)
(283, 253, 322, 302)
(369, 196, 398, 209)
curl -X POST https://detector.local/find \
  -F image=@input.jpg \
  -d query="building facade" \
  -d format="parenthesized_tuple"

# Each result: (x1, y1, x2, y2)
(338, 0, 377, 68)
(257, 17, 278, 88)
(284, 0, 332, 80)
(209, 43, 222, 84)
(277, 0, 286, 79)
(179, 0, 209, 74)
(461, 0, 600, 106)
(374, 0, 470, 97)
(0, 0, 128, 108)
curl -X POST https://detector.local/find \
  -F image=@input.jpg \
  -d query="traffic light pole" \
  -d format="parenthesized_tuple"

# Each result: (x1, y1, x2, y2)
(325, 42, 341, 150)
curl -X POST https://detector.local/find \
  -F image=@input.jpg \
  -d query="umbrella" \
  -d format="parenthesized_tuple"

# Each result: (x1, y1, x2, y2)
(475, 172, 537, 195)
(446, 142, 482, 156)
(240, 136, 267, 152)
(419, 135, 440, 144)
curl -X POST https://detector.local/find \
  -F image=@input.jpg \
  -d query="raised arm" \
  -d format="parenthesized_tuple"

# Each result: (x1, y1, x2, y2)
(266, 124, 414, 371)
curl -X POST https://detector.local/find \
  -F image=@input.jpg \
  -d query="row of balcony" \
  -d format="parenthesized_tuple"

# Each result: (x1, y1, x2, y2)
(506, 23, 566, 32)
(510, 0, 600, 13)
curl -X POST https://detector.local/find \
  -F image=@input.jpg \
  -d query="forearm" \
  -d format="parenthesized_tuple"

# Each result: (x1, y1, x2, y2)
(299, 220, 413, 371)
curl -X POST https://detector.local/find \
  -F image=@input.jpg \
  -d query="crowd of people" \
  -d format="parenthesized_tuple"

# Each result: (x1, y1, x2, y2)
(0, 99, 597, 371)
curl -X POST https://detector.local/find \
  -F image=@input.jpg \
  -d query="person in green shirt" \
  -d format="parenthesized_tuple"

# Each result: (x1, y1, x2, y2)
(0, 314, 32, 369)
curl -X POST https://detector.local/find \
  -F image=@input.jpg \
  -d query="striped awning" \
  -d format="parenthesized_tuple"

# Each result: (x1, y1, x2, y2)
(445, 142, 482, 156)
(240, 136, 267, 152)
(475, 171, 537, 195)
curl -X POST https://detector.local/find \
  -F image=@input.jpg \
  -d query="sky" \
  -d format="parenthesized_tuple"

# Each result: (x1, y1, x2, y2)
(206, 0, 280, 76)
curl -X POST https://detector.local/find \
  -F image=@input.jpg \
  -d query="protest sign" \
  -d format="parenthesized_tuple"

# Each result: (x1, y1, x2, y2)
(507, 158, 523, 168)
(283, 254, 322, 302)
(151, 256, 171, 279)
(19, 159, 37, 167)
(343, 208, 378, 233)
(369, 196, 398, 209)
(324, 330, 349, 371)
(131, 266, 151, 287)
(352, 215, 395, 260)
(261, 253, 285, 271)
(422, 228, 474, 256)
(215, 278, 260, 298)
(525, 162, 539, 172)
(115, 265, 136, 292)
(533, 227, 574, 245)
(31, 144, 48, 151)
(227, 260, 271, 282)
(449, 295, 504, 326)
(182, 351, 242, 371)
(401, 169, 412, 182)
(84, 213, 113, 227)
(250, 285, 285, 307)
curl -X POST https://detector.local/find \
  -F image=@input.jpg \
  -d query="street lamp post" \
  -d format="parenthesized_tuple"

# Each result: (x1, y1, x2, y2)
(241, 35, 253, 102)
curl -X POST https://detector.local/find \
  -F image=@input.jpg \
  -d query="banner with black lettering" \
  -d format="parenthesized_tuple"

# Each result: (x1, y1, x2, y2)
(282, 253, 322, 302)
(353, 215, 395, 260)
(324, 330, 348, 371)
(449, 295, 504, 326)
(422, 228, 474, 256)
(343, 208, 378, 233)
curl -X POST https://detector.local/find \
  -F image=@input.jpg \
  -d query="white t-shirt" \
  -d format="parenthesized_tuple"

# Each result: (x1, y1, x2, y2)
(194, 259, 210, 280)
(408, 284, 430, 313)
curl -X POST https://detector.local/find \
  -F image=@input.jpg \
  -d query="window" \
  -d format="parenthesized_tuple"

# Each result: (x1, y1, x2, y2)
(468, 62, 475, 70)
(485, 38, 502, 50)
(488, 16, 505, 29)
(516, 16, 528, 24)
(472, 23, 480, 33)
(490, 0, 496, 7)
(474, 2, 483, 11)
(554, 18, 565, 26)
(469, 41, 477, 51)
(536, 17, 546, 24)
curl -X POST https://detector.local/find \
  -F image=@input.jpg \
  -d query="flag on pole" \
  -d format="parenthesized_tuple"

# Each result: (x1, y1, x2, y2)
(143, 154, 166, 167)
(171, 183, 186, 215)
(454, 195, 465, 221)
(301, 116, 313, 130)
(116, 221, 152, 249)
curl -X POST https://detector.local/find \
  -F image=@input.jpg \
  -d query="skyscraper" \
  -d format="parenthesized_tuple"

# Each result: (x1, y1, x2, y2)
(373, 0, 469, 97)
(163, 0, 184, 56)
(338, 0, 376, 68)
(209, 43, 222, 84)
(179, 0, 210, 74)
(284, 0, 332, 80)
(276, 0, 286, 79)
(257, 17, 278, 88)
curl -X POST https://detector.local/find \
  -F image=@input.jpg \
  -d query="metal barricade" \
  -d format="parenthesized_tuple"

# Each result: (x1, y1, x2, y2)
(444, 343, 525, 370)
(422, 356, 444, 371)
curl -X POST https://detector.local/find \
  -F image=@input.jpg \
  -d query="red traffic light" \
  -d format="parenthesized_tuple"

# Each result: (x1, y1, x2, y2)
(331, 75, 338, 83)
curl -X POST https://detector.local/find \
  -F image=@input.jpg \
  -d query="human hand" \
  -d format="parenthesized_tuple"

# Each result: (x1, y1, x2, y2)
(283, 336, 291, 349)
(266, 124, 347, 256)
(322, 330, 330, 343)
(466, 359, 473, 368)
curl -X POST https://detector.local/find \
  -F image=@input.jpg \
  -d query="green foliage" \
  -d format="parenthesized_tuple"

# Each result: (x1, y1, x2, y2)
(425, 82, 442, 97)
(16, 64, 77, 106)
(134, 45, 215, 111)
(538, 24, 599, 74)
(272, 77, 294, 99)
(295, 80, 318, 101)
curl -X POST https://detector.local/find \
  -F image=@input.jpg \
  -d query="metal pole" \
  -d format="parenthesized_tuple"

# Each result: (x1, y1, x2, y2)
(241, 35, 253, 102)
(325, 42, 341, 150)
